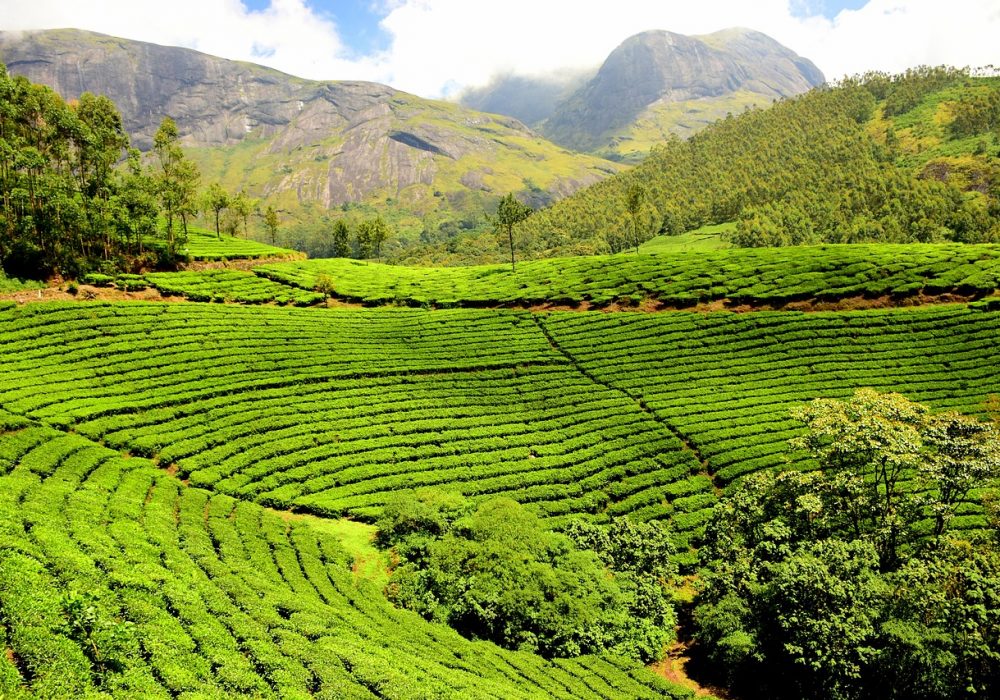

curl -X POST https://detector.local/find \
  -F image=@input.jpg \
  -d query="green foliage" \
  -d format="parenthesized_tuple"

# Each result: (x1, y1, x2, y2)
(0, 410, 681, 698)
(257, 243, 1000, 308)
(331, 219, 351, 257)
(263, 205, 279, 244)
(381, 492, 675, 662)
(518, 70, 1000, 255)
(144, 269, 323, 305)
(790, 389, 1000, 568)
(150, 226, 300, 262)
(0, 63, 138, 277)
(201, 182, 229, 239)
(356, 216, 391, 261)
(693, 391, 1000, 699)
(950, 85, 1000, 139)
(492, 193, 534, 270)
(154, 117, 201, 254)
(61, 590, 136, 681)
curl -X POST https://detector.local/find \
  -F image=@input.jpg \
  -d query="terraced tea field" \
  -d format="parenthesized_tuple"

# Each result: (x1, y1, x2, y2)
(255, 243, 1000, 307)
(165, 229, 303, 261)
(2, 301, 998, 541)
(144, 269, 325, 305)
(2, 285, 999, 697)
(0, 410, 679, 698)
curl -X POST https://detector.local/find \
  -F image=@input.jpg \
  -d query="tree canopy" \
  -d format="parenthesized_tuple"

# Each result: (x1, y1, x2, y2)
(692, 389, 1000, 699)
(377, 489, 676, 662)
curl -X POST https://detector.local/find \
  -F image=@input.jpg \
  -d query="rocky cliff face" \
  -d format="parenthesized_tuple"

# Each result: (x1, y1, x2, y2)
(0, 29, 619, 216)
(461, 28, 824, 158)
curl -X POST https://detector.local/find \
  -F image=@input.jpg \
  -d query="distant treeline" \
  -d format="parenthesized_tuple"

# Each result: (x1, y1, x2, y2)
(515, 66, 1000, 255)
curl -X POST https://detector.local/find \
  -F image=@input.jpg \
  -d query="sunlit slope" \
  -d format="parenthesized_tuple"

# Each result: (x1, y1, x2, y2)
(0, 410, 683, 698)
(0, 304, 707, 536)
(256, 243, 1000, 307)
(540, 304, 1000, 532)
(517, 72, 1000, 255)
(2, 302, 999, 547)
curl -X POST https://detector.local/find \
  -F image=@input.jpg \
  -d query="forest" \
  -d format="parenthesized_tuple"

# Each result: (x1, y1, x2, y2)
(507, 68, 1000, 260)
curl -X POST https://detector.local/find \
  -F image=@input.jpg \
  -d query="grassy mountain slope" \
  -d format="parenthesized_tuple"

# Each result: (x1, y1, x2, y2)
(0, 29, 621, 245)
(516, 70, 1000, 256)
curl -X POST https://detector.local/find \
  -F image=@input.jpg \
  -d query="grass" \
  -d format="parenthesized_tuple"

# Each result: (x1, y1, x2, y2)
(639, 223, 735, 254)
(0, 272, 45, 294)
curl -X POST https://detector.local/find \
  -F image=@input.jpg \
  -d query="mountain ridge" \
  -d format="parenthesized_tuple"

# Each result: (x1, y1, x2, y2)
(0, 28, 620, 234)
(461, 27, 824, 159)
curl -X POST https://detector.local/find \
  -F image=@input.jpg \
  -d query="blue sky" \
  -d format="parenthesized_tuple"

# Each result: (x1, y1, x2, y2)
(243, 0, 393, 56)
(7, 1, 999, 99)
(790, 0, 871, 20)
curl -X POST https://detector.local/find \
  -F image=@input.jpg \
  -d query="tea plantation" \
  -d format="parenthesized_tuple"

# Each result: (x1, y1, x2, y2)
(0, 409, 680, 698)
(3, 254, 1000, 697)
(255, 243, 1000, 307)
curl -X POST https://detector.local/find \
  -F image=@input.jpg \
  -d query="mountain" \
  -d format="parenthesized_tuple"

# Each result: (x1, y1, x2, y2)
(0, 29, 621, 233)
(461, 28, 824, 160)
(517, 67, 1000, 255)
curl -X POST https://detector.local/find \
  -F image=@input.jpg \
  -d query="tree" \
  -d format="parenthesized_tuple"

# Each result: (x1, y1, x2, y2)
(331, 219, 350, 257)
(153, 117, 200, 255)
(263, 205, 279, 244)
(379, 490, 676, 662)
(355, 219, 375, 259)
(693, 391, 1000, 699)
(625, 181, 646, 254)
(492, 193, 532, 271)
(357, 217, 391, 262)
(202, 182, 229, 240)
(230, 190, 256, 238)
(791, 388, 1000, 569)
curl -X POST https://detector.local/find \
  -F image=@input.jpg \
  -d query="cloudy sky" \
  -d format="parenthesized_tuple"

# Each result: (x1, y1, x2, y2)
(6, 0, 999, 98)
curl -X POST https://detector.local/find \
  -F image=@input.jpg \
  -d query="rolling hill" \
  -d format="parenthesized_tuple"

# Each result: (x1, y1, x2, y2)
(515, 68, 1000, 256)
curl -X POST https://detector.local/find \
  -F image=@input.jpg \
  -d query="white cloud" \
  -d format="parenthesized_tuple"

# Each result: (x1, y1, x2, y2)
(4, 0, 999, 98)
(3, 0, 383, 82)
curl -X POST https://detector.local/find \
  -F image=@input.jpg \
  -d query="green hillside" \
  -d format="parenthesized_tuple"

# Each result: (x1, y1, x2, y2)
(0, 408, 683, 698)
(169, 229, 303, 262)
(143, 269, 325, 305)
(2, 301, 998, 545)
(255, 243, 1000, 307)
(515, 69, 1000, 257)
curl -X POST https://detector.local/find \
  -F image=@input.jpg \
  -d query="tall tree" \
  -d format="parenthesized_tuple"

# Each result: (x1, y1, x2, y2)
(263, 205, 279, 244)
(359, 216, 391, 262)
(625, 181, 646, 254)
(230, 190, 257, 238)
(355, 219, 374, 259)
(331, 219, 350, 257)
(202, 182, 229, 240)
(153, 117, 200, 255)
(492, 193, 532, 271)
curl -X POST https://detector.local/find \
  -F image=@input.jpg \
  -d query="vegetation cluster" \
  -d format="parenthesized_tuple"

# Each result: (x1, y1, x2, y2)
(516, 68, 1000, 257)
(693, 390, 1000, 699)
(377, 491, 675, 662)
(0, 64, 299, 280)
